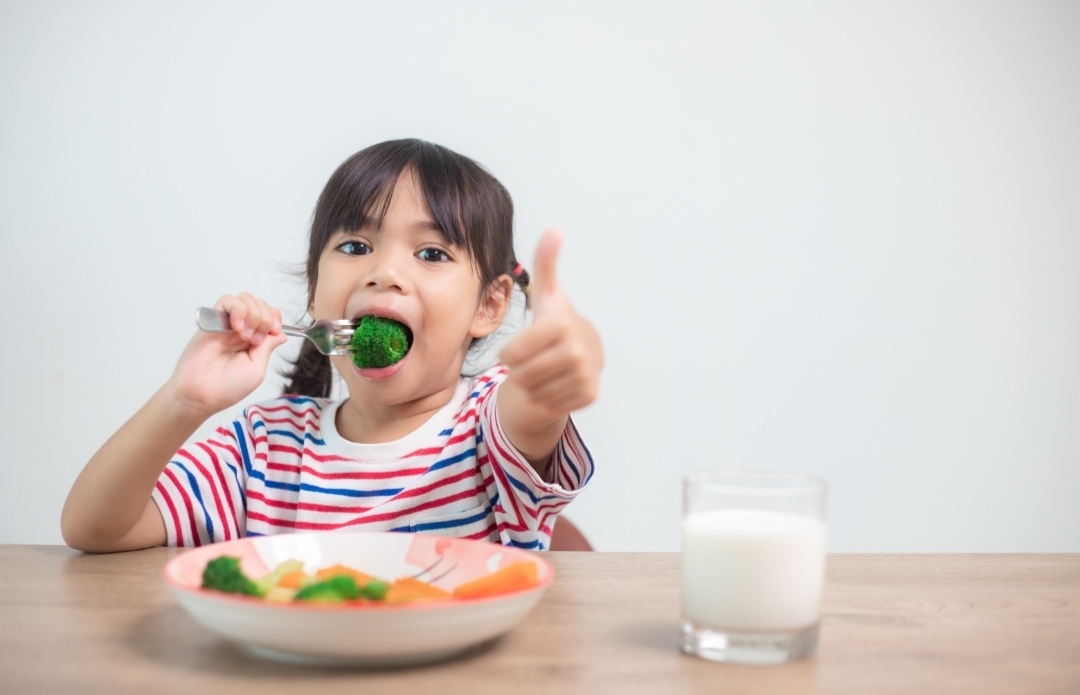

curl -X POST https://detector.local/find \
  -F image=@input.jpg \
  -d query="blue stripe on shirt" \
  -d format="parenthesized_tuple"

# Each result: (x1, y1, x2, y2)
(506, 473, 542, 506)
(428, 448, 477, 472)
(579, 442, 595, 486)
(173, 459, 216, 542)
(298, 482, 403, 498)
(266, 429, 325, 447)
(243, 460, 396, 498)
(249, 472, 400, 499)
(223, 459, 246, 514)
(408, 506, 491, 532)
(233, 422, 252, 476)
(557, 443, 582, 487)
(245, 467, 299, 493)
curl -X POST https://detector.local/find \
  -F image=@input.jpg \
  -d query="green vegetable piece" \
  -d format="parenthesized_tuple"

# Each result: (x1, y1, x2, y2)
(351, 316, 410, 369)
(201, 556, 263, 597)
(254, 559, 305, 596)
(361, 579, 389, 601)
(294, 575, 360, 603)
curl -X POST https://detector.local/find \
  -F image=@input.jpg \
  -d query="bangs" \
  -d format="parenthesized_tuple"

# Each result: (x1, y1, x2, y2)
(306, 139, 514, 295)
(314, 140, 480, 256)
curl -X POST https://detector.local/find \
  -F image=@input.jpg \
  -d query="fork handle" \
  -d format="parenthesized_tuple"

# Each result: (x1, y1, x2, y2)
(195, 307, 304, 337)
(195, 307, 231, 332)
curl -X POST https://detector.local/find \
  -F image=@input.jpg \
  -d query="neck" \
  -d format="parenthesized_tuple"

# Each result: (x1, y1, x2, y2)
(334, 382, 459, 444)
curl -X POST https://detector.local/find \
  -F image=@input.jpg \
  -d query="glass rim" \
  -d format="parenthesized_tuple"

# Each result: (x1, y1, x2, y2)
(684, 469, 827, 496)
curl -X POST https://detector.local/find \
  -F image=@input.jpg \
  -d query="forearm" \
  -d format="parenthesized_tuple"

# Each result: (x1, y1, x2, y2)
(496, 380, 568, 479)
(61, 383, 212, 551)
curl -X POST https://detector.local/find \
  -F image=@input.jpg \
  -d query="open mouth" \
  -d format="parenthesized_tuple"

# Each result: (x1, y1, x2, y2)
(350, 316, 414, 369)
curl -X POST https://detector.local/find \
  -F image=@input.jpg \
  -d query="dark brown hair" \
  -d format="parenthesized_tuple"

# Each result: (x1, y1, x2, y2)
(281, 139, 529, 397)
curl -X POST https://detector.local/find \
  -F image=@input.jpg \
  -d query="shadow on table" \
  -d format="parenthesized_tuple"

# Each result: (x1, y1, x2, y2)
(125, 605, 499, 678)
(616, 619, 821, 685)
(617, 619, 683, 653)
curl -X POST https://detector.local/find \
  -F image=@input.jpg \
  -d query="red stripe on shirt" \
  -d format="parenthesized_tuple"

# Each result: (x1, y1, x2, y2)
(163, 466, 201, 547)
(247, 489, 374, 516)
(248, 402, 320, 420)
(180, 448, 233, 542)
(195, 441, 237, 541)
(155, 480, 184, 547)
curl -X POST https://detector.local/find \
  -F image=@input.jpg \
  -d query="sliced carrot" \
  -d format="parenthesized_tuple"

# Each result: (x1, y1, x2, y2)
(384, 577, 452, 604)
(452, 561, 538, 599)
(316, 563, 376, 587)
(277, 570, 309, 589)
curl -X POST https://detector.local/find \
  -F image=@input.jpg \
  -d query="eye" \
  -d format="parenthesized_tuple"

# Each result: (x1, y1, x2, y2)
(336, 239, 371, 256)
(417, 246, 451, 263)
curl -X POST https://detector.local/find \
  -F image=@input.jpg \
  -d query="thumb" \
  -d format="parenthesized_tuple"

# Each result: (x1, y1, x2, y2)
(530, 227, 564, 314)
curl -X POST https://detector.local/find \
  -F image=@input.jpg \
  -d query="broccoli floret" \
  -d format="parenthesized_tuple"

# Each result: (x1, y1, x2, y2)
(201, 556, 263, 597)
(351, 316, 411, 369)
(294, 575, 361, 603)
(361, 579, 389, 601)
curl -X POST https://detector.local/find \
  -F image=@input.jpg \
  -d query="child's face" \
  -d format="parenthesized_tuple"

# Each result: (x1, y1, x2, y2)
(311, 170, 508, 406)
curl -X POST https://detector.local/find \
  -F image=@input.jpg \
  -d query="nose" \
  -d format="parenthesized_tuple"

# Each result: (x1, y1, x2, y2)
(363, 246, 407, 293)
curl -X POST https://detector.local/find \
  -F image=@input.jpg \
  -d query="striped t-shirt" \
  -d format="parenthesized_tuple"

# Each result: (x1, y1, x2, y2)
(150, 365, 594, 550)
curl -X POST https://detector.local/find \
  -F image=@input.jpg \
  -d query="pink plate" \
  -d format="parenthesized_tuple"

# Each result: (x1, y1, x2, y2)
(163, 531, 553, 665)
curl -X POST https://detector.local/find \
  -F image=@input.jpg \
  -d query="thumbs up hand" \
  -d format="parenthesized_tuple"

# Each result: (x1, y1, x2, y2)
(498, 229, 603, 459)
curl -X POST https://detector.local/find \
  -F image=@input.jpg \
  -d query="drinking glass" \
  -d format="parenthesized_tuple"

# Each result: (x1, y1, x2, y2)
(681, 470, 827, 664)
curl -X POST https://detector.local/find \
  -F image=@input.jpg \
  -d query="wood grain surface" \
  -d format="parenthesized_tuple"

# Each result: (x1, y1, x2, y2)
(1, 546, 1077, 694)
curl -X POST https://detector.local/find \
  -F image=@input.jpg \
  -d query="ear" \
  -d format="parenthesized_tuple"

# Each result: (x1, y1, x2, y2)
(469, 275, 513, 338)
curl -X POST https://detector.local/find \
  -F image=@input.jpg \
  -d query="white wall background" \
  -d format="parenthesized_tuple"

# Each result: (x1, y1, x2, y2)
(2, 1, 1077, 552)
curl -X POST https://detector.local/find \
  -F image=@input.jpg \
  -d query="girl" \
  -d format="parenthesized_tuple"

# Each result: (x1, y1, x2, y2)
(62, 139, 602, 553)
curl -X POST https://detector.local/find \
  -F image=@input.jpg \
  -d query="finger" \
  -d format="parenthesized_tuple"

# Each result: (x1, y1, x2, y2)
(530, 228, 564, 314)
(249, 331, 288, 362)
(248, 298, 282, 345)
(237, 292, 267, 332)
(235, 294, 263, 341)
(517, 349, 598, 404)
(505, 340, 578, 391)
(499, 316, 563, 366)
(217, 294, 279, 344)
(545, 391, 595, 416)
(216, 295, 249, 336)
(527, 377, 596, 415)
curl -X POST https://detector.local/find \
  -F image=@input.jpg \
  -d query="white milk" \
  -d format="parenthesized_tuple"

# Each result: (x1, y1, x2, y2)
(682, 509, 826, 631)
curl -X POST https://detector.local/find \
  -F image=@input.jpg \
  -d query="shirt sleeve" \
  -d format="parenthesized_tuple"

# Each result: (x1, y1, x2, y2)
(150, 417, 253, 547)
(476, 372, 595, 550)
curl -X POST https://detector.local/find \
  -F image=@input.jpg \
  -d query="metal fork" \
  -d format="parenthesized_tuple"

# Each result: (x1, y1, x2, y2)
(195, 307, 357, 356)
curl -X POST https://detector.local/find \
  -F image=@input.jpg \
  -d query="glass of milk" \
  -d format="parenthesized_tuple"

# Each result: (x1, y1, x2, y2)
(681, 470, 827, 664)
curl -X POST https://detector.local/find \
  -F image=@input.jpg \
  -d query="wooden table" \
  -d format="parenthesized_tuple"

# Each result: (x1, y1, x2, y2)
(1, 546, 1077, 694)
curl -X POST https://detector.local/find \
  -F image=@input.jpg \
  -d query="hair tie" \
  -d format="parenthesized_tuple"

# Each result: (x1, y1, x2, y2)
(511, 262, 531, 295)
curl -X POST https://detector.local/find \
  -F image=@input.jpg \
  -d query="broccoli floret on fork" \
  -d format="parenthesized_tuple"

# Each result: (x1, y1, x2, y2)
(351, 316, 411, 369)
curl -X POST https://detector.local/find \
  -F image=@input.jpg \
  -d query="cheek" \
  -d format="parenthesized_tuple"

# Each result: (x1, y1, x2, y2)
(310, 261, 344, 315)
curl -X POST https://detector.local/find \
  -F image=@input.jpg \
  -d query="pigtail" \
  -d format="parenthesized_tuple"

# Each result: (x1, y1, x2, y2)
(281, 340, 333, 398)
